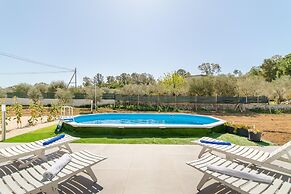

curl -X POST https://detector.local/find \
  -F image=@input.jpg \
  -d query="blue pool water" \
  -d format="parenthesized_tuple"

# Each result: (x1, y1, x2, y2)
(72, 113, 223, 127)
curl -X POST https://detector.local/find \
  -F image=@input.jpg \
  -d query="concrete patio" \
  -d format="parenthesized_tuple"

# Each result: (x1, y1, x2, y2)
(0, 143, 281, 194)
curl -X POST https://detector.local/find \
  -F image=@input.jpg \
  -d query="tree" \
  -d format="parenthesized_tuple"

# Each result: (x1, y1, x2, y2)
(161, 72, 187, 95)
(248, 66, 262, 76)
(48, 81, 66, 93)
(13, 83, 32, 97)
(237, 76, 265, 96)
(55, 88, 74, 105)
(177, 69, 191, 77)
(118, 73, 131, 85)
(276, 54, 291, 78)
(106, 76, 115, 84)
(27, 87, 42, 103)
(214, 76, 238, 96)
(0, 87, 6, 98)
(34, 82, 48, 94)
(93, 73, 104, 86)
(270, 76, 291, 103)
(84, 86, 103, 102)
(189, 76, 215, 96)
(131, 73, 140, 84)
(119, 84, 148, 95)
(145, 73, 156, 85)
(260, 55, 281, 82)
(82, 76, 93, 87)
(233, 69, 242, 77)
(198, 63, 221, 75)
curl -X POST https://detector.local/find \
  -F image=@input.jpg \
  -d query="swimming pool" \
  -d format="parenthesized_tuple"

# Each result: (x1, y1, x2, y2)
(67, 113, 225, 128)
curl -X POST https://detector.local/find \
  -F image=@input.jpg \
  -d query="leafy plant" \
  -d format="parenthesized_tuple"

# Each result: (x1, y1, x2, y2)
(12, 98, 23, 128)
(28, 102, 38, 126)
(47, 103, 60, 122)
(37, 102, 45, 123)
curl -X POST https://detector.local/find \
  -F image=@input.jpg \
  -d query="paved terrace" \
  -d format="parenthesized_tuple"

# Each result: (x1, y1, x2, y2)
(0, 143, 282, 194)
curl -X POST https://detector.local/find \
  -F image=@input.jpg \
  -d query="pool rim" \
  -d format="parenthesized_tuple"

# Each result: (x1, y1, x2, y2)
(65, 112, 225, 129)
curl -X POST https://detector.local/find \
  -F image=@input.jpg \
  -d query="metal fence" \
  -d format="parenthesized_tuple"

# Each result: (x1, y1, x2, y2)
(115, 95, 269, 104)
(6, 92, 269, 104)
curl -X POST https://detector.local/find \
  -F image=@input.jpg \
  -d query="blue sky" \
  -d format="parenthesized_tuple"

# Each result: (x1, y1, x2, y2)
(0, 0, 291, 87)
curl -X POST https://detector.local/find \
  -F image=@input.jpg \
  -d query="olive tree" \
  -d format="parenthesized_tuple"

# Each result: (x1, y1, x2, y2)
(270, 76, 291, 103)
(189, 76, 215, 96)
(214, 76, 238, 96)
(55, 88, 74, 105)
(28, 87, 42, 103)
(84, 86, 103, 102)
(118, 84, 148, 96)
(237, 76, 266, 96)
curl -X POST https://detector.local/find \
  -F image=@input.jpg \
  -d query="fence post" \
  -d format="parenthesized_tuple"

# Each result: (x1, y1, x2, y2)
(195, 95, 198, 111)
(1, 104, 6, 141)
(215, 95, 218, 111)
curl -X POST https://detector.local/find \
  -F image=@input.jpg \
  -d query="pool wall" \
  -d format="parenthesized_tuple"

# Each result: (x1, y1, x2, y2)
(62, 122, 225, 137)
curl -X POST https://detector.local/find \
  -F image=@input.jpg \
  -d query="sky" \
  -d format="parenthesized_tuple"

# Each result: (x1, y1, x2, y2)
(0, 0, 291, 87)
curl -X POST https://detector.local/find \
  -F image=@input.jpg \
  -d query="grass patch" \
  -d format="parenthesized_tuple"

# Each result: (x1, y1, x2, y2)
(6, 125, 271, 146)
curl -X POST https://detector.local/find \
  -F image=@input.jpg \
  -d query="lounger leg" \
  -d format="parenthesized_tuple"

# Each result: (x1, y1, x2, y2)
(47, 184, 59, 194)
(198, 147, 208, 158)
(64, 143, 73, 153)
(85, 167, 98, 182)
(197, 174, 211, 191)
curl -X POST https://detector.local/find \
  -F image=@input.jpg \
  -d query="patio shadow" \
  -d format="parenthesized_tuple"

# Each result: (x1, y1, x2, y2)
(58, 175, 103, 194)
(198, 183, 239, 194)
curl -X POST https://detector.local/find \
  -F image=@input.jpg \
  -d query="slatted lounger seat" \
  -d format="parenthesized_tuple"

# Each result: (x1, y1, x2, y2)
(192, 137, 291, 174)
(0, 150, 106, 194)
(0, 135, 79, 167)
(187, 153, 291, 194)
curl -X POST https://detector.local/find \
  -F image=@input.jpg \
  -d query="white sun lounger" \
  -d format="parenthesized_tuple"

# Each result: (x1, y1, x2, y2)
(192, 137, 291, 174)
(187, 153, 291, 194)
(0, 150, 106, 194)
(0, 134, 79, 167)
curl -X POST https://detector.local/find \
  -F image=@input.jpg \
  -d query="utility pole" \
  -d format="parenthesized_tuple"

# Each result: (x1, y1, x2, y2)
(94, 81, 97, 111)
(67, 67, 77, 88)
(74, 67, 77, 88)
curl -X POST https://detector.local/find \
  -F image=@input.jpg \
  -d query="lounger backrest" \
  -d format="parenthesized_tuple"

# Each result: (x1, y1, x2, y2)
(265, 141, 291, 162)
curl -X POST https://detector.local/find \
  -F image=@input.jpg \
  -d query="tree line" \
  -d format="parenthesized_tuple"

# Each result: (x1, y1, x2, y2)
(0, 53, 290, 104)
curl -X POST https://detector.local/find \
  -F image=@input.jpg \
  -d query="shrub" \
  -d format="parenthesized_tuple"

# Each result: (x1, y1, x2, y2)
(12, 99, 23, 128)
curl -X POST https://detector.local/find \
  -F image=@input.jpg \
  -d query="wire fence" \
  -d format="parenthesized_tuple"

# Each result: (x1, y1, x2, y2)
(6, 92, 269, 104)
(115, 95, 268, 104)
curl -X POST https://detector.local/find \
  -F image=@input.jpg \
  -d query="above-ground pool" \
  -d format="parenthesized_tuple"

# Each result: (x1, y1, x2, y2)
(66, 113, 225, 128)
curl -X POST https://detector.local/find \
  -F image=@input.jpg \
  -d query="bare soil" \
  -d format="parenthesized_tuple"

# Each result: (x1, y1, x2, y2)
(215, 114, 291, 145)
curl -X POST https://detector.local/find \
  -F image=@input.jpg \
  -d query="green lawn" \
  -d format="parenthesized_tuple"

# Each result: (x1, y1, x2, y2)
(6, 125, 271, 146)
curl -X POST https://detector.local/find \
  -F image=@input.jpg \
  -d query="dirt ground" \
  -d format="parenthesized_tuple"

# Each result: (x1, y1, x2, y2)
(215, 114, 291, 145)
(6, 107, 290, 145)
